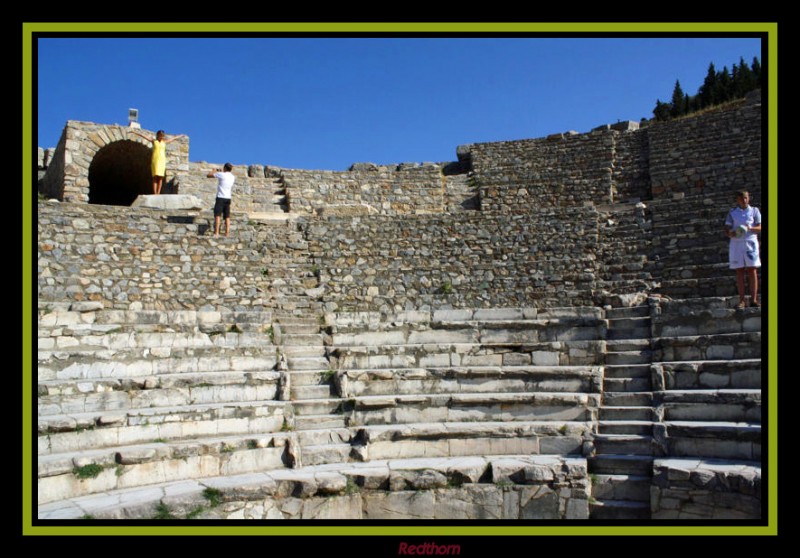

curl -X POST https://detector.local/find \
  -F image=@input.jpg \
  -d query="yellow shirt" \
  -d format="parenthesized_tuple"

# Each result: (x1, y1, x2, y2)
(151, 140, 167, 176)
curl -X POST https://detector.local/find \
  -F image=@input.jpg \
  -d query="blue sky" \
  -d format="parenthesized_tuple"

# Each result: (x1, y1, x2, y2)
(37, 37, 762, 171)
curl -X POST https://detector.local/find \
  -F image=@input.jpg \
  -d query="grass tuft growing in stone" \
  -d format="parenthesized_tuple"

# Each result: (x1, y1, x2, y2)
(203, 487, 223, 508)
(73, 464, 105, 479)
(185, 506, 205, 519)
(153, 502, 176, 520)
(345, 478, 360, 495)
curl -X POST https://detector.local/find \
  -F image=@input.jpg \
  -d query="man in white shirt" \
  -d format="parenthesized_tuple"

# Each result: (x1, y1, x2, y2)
(207, 163, 235, 236)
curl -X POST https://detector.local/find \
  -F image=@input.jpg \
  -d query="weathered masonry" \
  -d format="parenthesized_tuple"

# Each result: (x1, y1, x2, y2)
(37, 91, 762, 520)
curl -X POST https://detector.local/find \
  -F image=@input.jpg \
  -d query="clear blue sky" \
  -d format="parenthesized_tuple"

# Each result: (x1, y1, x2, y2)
(37, 37, 762, 171)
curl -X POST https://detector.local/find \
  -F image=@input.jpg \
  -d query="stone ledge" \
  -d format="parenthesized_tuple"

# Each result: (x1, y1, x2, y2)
(38, 455, 589, 520)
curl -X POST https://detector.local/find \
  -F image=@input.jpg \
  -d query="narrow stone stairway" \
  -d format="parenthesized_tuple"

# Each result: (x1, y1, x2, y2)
(590, 304, 655, 519)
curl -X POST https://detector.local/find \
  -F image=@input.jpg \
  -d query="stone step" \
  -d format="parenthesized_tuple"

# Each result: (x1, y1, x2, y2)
(35, 454, 588, 520)
(295, 427, 352, 447)
(603, 392, 653, 407)
(605, 351, 652, 365)
(37, 330, 275, 357)
(350, 392, 599, 426)
(607, 317, 650, 331)
(605, 338, 651, 351)
(653, 332, 761, 361)
(38, 352, 278, 382)
(606, 327, 650, 340)
(39, 403, 287, 455)
(656, 277, 738, 298)
(280, 345, 326, 358)
(38, 382, 281, 416)
(336, 341, 603, 369)
(290, 384, 334, 400)
(333, 321, 604, 347)
(591, 474, 651, 502)
(290, 371, 333, 387)
(340, 365, 602, 397)
(294, 414, 348, 431)
(590, 499, 650, 519)
(605, 306, 650, 319)
(658, 359, 761, 390)
(663, 421, 761, 460)
(598, 421, 653, 436)
(287, 356, 330, 371)
(603, 377, 651, 393)
(659, 390, 761, 422)
(280, 333, 325, 346)
(358, 420, 592, 460)
(593, 434, 655, 456)
(293, 398, 345, 416)
(588, 455, 653, 476)
(38, 399, 286, 437)
(38, 370, 282, 396)
(604, 364, 650, 379)
(302, 443, 353, 466)
(599, 406, 656, 422)
(37, 433, 292, 504)
(277, 323, 321, 335)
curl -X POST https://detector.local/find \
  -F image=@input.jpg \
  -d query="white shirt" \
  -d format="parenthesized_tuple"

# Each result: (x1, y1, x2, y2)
(214, 171, 235, 199)
(725, 205, 761, 241)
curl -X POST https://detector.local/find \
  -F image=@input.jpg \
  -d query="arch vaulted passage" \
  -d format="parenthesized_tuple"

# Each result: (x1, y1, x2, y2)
(88, 140, 152, 206)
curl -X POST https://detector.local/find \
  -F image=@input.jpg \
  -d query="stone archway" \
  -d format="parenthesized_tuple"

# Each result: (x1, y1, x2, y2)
(88, 140, 152, 206)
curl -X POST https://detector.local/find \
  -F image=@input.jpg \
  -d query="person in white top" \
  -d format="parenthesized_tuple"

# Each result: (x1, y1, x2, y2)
(207, 163, 235, 236)
(723, 190, 762, 308)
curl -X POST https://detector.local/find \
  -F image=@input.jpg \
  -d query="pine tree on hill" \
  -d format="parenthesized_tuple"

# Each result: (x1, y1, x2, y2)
(670, 80, 685, 118)
(699, 62, 718, 108)
(751, 56, 762, 86)
(653, 99, 671, 121)
(716, 66, 732, 104)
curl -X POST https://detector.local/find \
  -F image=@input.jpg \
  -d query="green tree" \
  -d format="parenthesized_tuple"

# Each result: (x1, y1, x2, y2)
(699, 62, 717, 107)
(751, 56, 762, 86)
(653, 99, 671, 121)
(716, 66, 732, 103)
(670, 80, 685, 118)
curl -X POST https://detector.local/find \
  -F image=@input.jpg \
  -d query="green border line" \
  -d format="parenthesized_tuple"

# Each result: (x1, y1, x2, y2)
(24, 22, 777, 537)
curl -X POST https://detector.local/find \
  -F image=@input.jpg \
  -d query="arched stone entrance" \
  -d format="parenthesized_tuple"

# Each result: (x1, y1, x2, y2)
(88, 140, 152, 206)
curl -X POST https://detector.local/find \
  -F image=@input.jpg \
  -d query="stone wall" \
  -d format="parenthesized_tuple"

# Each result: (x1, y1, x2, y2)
(308, 208, 599, 312)
(281, 164, 445, 216)
(176, 162, 285, 215)
(467, 130, 616, 211)
(647, 92, 762, 200)
(612, 128, 651, 203)
(650, 459, 761, 519)
(37, 202, 314, 311)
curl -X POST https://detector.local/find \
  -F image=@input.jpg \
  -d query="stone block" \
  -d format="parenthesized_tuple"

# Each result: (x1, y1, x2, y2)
(362, 490, 435, 519)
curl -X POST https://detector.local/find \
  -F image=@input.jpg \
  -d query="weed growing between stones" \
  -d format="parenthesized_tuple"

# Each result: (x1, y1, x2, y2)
(203, 488, 222, 508)
(345, 478, 360, 495)
(185, 506, 205, 519)
(72, 464, 105, 479)
(153, 502, 176, 520)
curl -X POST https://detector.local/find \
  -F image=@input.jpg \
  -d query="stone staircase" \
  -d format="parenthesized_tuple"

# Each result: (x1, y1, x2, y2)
(325, 307, 603, 465)
(589, 304, 655, 519)
(274, 315, 352, 467)
(596, 203, 658, 303)
(37, 305, 291, 507)
(649, 297, 762, 519)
